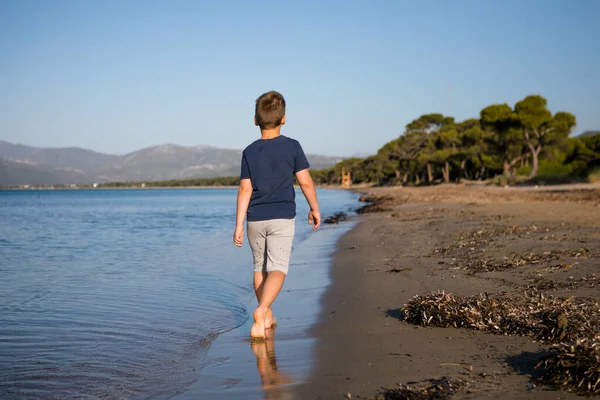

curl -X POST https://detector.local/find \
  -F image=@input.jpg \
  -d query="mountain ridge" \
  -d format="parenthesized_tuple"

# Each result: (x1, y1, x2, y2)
(0, 140, 342, 185)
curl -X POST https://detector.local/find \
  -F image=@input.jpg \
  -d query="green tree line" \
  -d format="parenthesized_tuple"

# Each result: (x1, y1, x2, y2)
(310, 95, 600, 185)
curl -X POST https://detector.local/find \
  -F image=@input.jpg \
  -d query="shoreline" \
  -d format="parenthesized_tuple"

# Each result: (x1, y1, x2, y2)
(0, 184, 352, 191)
(170, 210, 359, 399)
(295, 184, 599, 399)
(3, 181, 598, 192)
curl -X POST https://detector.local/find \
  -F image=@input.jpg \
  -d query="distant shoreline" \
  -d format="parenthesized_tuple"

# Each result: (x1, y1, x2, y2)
(0, 186, 240, 190)
(3, 181, 600, 192)
(0, 184, 353, 191)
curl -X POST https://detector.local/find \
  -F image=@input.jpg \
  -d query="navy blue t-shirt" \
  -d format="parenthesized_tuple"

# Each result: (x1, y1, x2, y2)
(240, 135, 310, 221)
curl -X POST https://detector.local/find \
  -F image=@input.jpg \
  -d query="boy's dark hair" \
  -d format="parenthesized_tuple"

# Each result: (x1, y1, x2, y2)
(255, 91, 286, 129)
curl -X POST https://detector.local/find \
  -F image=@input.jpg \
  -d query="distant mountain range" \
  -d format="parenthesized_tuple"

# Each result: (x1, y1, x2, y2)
(0, 141, 343, 186)
(579, 130, 600, 138)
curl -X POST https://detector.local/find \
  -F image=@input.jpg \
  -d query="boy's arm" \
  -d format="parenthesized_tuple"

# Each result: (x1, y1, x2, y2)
(233, 178, 252, 247)
(295, 169, 321, 230)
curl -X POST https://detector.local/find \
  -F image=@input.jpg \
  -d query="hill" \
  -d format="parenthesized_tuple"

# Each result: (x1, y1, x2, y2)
(0, 141, 342, 185)
(0, 158, 91, 186)
(579, 130, 600, 138)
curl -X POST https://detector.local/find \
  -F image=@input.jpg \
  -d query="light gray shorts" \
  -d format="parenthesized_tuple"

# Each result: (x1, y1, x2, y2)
(247, 218, 295, 275)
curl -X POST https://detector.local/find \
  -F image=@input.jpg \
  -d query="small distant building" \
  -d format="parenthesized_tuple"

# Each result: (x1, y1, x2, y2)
(141, 183, 146, 188)
(93, 183, 98, 188)
(341, 167, 352, 188)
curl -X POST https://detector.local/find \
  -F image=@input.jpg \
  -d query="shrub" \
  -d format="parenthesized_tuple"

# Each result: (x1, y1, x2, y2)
(589, 167, 600, 183)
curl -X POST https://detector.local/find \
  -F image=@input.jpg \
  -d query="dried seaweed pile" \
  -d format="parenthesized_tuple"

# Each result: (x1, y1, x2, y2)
(356, 195, 395, 214)
(433, 243, 592, 272)
(403, 291, 599, 343)
(530, 189, 600, 207)
(432, 225, 526, 256)
(433, 222, 590, 255)
(390, 207, 452, 222)
(465, 248, 592, 272)
(530, 273, 598, 290)
(469, 224, 553, 239)
(323, 212, 348, 224)
(537, 338, 600, 394)
(432, 220, 594, 263)
(370, 377, 462, 400)
(357, 204, 392, 214)
(529, 276, 569, 290)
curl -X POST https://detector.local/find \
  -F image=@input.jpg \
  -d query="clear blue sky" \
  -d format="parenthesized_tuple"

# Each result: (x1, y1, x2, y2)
(1, 0, 599, 157)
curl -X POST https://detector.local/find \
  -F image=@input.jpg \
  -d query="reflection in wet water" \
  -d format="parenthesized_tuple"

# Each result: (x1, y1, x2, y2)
(250, 328, 293, 400)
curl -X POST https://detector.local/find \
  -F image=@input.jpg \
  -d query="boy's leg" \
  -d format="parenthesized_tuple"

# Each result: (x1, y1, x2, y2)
(250, 219, 294, 339)
(248, 221, 275, 331)
(253, 272, 276, 328)
(251, 272, 286, 339)
(253, 272, 267, 300)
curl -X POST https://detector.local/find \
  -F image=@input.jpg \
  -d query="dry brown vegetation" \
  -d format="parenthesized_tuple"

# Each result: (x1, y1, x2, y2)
(404, 291, 599, 344)
(538, 338, 600, 394)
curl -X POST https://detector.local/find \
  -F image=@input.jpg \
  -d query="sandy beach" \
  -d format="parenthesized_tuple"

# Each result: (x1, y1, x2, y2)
(295, 183, 599, 399)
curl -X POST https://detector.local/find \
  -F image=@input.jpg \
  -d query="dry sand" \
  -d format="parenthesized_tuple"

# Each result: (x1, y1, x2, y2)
(295, 184, 599, 399)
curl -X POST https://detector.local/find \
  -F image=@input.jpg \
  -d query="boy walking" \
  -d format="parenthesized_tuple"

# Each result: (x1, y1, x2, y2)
(233, 90, 321, 340)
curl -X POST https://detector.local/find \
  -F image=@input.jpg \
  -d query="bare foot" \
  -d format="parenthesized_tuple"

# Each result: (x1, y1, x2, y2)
(250, 308, 267, 339)
(267, 316, 277, 328)
(265, 309, 277, 329)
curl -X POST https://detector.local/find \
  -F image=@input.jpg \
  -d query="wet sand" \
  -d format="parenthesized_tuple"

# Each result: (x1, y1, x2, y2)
(295, 184, 599, 399)
(172, 221, 357, 399)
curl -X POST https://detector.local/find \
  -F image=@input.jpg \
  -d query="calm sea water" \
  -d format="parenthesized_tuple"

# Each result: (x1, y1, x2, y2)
(0, 188, 359, 399)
